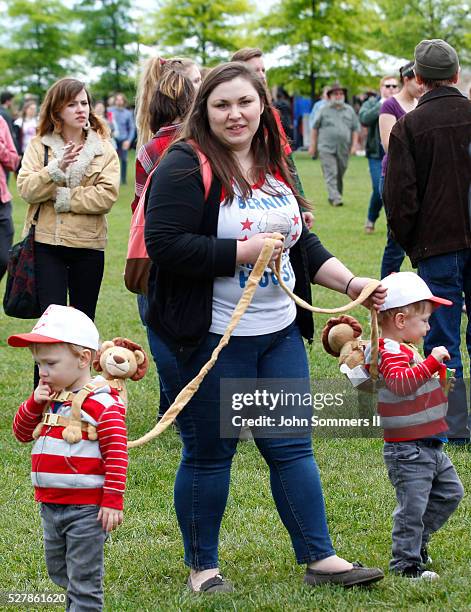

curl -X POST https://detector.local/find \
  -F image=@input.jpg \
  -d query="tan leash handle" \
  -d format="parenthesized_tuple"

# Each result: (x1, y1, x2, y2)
(369, 308, 379, 382)
(270, 251, 382, 314)
(128, 234, 381, 448)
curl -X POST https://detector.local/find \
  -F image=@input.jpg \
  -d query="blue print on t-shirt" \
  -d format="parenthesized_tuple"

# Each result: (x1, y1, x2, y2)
(239, 262, 293, 289)
(238, 194, 291, 210)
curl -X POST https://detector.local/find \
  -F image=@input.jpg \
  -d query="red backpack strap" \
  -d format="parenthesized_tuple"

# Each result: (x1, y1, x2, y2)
(187, 139, 212, 200)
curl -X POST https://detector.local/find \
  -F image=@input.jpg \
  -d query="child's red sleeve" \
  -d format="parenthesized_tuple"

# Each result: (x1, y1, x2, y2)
(379, 341, 442, 396)
(12, 395, 46, 442)
(96, 402, 128, 510)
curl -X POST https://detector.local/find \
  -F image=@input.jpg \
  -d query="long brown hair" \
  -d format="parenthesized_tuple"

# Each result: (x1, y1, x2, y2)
(180, 62, 310, 207)
(37, 78, 108, 137)
(135, 56, 199, 149)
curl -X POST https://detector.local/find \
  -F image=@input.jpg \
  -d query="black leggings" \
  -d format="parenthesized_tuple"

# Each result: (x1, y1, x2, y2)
(33, 242, 105, 386)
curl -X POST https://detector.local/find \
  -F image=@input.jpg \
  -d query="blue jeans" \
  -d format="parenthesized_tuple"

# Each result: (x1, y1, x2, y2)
(366, 158, 383, 224)
(379, 175, 405, 278)
(137, 293, 169, 417)
(419, 250, 471, 439)
(116, 140, 128, 184)
(40, 504, 108, 611)
(149, 322, 335, 569)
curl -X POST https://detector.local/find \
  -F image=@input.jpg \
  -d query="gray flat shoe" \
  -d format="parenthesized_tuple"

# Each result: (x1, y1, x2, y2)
(187, 573, 234, 593)
(304, 562, 384, 588)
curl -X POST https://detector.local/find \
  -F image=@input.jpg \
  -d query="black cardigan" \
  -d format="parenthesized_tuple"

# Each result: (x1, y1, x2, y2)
(144, 142, 333, 359)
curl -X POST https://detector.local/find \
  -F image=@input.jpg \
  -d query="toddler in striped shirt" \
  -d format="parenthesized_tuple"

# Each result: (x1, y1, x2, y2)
(9, 305, 127, 611)
(376, 273, 463, 580)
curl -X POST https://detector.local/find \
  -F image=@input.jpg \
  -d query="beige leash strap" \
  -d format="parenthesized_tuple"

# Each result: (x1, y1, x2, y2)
(32, 379, 125, 443)
(128, 233, 381, 449)
(369, 308, 379, 382)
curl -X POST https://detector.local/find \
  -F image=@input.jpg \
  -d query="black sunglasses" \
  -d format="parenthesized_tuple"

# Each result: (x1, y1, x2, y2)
(384, 84, 399, 88)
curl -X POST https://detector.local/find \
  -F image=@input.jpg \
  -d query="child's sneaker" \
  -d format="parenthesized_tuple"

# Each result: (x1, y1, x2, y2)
(420, 545, 432, 566)
(397, 565, 439, 580)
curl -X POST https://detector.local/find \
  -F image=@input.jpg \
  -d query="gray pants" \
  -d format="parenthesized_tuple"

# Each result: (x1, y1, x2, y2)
(0, 201, 14, 283)
(318, 151, 349, 204)
(383, 441, 464, 572)
(40, 504, 108, 612)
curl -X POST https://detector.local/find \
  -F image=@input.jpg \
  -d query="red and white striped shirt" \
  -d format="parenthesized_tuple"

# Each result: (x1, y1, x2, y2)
(377, 338, 448, 442)
(13, 379, 128, 510)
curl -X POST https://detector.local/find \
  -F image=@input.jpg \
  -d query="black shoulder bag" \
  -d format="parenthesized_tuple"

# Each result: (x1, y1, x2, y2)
(3, 147, 49, 319)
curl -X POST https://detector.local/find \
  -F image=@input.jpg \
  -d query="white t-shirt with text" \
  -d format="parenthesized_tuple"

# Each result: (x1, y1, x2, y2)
(210, 174, 301, 336)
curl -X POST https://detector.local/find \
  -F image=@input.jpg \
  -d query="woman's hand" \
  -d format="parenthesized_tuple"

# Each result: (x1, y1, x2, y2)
(236, 233, 284, 265)
(346, 276, 387, 310)
(59, 141, 83, 173)
(302, 211, 314, 230)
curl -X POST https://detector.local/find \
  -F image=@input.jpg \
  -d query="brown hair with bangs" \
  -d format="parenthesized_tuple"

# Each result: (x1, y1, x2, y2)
(180, 62, 311, 208)
(37, 78, 108, 138)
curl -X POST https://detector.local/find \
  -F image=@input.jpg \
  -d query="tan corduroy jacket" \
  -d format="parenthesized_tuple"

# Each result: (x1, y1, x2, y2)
(17, 130, 120, 249)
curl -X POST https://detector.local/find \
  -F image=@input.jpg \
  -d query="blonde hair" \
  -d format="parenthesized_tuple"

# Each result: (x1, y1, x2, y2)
(378, 300, 431, 325)
(30, 342, 96, 361)
(380, 74, 398, 87)
(135, 56, 198, 149)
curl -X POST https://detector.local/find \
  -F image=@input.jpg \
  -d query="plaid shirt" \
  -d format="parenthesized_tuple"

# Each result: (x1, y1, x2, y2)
(131, 124, 180, 212)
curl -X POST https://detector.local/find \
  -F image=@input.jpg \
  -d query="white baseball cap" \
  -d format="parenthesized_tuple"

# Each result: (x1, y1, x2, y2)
(8, 304, 99, 350)
(379, 272, 452, 312)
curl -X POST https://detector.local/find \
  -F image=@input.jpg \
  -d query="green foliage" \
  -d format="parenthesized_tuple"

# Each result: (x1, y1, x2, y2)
(74, 0, 139, 101)
(259, 0, 380, 99)
(146, 0, 255, 66)
(0, 0, 77, 96)
(373, 0, 471, 65)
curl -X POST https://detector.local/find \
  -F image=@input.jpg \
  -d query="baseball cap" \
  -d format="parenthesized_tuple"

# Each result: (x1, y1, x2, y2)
(379, 272, 452, 312)
(8, 304, 99, 350)
(414, 39, 459, 80)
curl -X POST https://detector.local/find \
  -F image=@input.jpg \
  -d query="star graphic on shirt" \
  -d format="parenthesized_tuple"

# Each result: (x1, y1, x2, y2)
(292, 214, 300, 225)
(291, 231, 299, 241)
(241, 217, 254, 231)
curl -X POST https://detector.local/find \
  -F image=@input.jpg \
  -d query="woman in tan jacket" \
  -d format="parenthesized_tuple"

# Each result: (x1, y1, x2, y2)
(17, 78, 120, 323)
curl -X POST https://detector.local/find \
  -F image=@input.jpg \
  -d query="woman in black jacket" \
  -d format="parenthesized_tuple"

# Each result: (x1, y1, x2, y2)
(145, 62, 385, 593)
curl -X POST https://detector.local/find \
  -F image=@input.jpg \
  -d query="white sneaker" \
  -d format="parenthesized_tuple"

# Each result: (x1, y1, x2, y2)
(414, 570, 440, 581)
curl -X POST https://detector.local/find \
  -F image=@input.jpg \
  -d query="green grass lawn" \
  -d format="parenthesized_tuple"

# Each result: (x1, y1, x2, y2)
(1, 153, 470, 611)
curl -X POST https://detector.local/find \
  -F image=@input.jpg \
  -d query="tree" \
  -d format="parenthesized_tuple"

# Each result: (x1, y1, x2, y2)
(74, 0, 139, 100)
(0, 0, 77, 96)
(147, 0, 254, 66)
(373, 0, 471, 65)
(258, 0, 381, 100)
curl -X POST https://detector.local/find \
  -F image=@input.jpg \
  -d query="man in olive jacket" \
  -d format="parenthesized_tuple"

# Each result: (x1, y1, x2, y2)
(383, 39, 471, 442)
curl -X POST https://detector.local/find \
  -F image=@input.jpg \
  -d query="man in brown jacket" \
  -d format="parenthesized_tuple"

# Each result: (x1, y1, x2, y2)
(384, 39, 471, 442)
